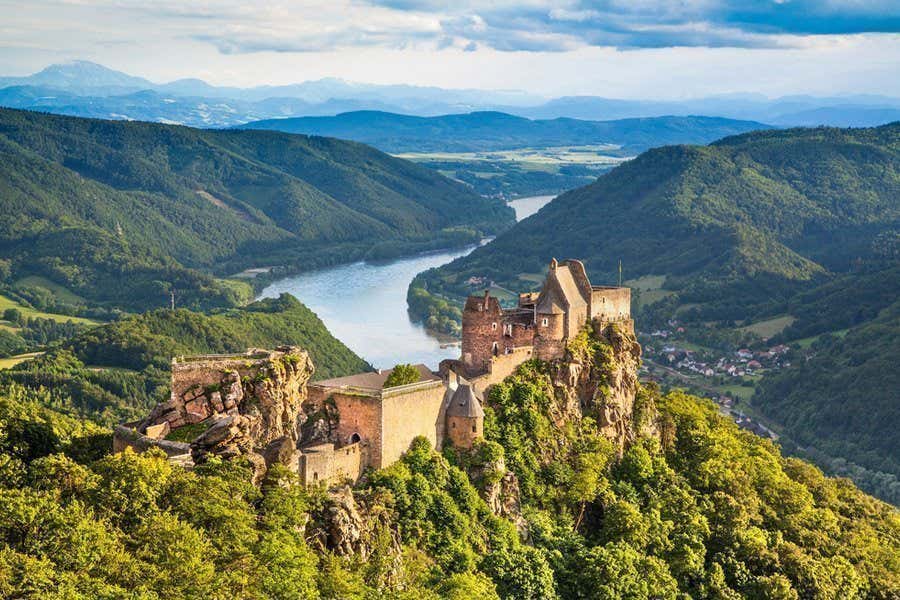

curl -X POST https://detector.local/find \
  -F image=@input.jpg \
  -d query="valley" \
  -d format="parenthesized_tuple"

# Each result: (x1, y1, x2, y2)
(256, 195, 555, 368)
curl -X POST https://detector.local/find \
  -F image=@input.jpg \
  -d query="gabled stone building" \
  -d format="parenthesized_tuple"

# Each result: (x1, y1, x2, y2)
(459, 258, 631, 377)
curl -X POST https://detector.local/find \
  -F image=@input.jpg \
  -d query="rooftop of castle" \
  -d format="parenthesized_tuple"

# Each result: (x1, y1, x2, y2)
(313, 363, 439, 390)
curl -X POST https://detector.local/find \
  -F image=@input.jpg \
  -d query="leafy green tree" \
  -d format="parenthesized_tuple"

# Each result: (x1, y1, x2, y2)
(384, 363, 421, 388)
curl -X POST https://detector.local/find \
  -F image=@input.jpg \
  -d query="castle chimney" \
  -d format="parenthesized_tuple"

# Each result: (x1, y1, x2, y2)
(550, 258, 558, 271)
(483, 288, 490, 309)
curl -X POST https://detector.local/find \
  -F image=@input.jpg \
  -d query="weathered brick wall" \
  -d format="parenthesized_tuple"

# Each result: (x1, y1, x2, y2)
(507, 321, 534, 349)
(379, 381, 446, 468)
(461, 294, 505, 374)
(329, 391, 383, 467)
(591, 288, 631, 321)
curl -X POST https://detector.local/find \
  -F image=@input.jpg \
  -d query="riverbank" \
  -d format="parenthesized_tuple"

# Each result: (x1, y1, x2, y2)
(257, 196, 555, 369)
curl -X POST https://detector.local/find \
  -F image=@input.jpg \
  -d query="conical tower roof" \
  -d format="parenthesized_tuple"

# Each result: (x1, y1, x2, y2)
(446, 383, 484, 418)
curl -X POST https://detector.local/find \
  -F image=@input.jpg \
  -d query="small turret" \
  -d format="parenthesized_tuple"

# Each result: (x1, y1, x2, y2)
(446, 382, 484, 449)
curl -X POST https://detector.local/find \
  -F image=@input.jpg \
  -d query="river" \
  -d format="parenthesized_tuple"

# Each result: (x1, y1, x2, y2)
(257, 195, 554, 369)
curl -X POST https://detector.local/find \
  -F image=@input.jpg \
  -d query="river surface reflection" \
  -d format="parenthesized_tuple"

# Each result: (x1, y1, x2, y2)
(258, 195, 554, 369)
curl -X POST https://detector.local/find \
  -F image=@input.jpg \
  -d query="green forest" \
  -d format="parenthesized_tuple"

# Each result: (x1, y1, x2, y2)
(0, 108, 513, 313)
(408, 123, 900, 503)
(0, 326, 897, 599)
(0, 294, 370, 426)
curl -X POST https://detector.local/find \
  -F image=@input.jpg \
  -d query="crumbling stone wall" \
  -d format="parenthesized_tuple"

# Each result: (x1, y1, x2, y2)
(461, 292, 506, 374)
(299, 442, 366, 486)
(324, 391, 383, 467)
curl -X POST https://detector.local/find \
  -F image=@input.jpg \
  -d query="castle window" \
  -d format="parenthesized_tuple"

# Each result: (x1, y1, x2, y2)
(313, 472, 318, 481)
(491, 322, 498, 330)
(472, 424, 477, 432)
(349, 432, 361, 444)
(542, 318, 549, 326)
(451, 422, 456, 429)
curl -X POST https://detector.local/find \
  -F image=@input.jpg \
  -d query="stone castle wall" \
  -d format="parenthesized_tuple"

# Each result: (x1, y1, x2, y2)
(534, 312, 567, 361)
(591, 288, 631, 321)
(461, 295, 504, 374)
(299, 442, 366, 486)
(379, 380, 446, 468)
(324, 390, 383, 468)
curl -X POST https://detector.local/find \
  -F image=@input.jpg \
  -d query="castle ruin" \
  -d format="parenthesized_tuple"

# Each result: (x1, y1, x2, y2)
(114, 258, 631, 487)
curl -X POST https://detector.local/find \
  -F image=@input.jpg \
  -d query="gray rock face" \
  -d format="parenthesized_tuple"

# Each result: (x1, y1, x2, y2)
(324, 486, 366, 556)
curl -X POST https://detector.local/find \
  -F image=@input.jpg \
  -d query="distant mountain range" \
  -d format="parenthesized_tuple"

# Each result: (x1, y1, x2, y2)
(1, 61, 898, 128)
(239, 111, 772, 154)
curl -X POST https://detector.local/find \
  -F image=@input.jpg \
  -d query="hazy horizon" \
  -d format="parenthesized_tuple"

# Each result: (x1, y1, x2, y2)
(1, 1, 898, 99)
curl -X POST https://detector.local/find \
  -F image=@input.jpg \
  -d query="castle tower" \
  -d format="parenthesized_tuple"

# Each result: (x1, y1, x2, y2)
(445, 383, 484, 449)
(461, 289, 504, 376)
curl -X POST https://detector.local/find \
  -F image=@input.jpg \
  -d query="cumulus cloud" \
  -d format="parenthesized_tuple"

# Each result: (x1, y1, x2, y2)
(7, 0, 900, 56)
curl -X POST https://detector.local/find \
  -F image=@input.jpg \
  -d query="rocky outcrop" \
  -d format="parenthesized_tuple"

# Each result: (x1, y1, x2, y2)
(323, 486, 366, 556)
(548, 319, 644, 449)
(187, 348, 314, 464)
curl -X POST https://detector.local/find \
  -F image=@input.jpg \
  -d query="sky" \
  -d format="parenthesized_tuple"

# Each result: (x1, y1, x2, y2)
(0, 0, 898, 98)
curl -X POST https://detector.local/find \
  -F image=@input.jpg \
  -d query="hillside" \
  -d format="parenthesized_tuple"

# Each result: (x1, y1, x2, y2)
(0, 324, 897, 598)
(240, 110, 772, 154)
(0, 294, 370, 425)
(414, 124, 899, 315)
(754, 298, 900, 501)
(0, 108, 513, 312)
(410, 124, 900, 501)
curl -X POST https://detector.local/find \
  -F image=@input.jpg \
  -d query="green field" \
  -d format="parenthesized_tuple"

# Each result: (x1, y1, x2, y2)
(15, 275, 87, 305)
(0, 351, 43, 370)
(394, 145, 627, 168)
(738, 315, 796, 339)
(0, 293, 99, 325)
(794, 328, 849, 349)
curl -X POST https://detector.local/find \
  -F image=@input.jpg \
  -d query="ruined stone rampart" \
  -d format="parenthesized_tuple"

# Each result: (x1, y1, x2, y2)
(299, 442, 366, 486)
(113, 423, 191, 458)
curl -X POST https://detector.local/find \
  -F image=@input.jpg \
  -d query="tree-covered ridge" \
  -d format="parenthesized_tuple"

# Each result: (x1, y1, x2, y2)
(0, 108, 513, 311)
(1, 294, 371, 426)
(754, 298, 900, 499)
(418, 123, 899, 310)
(241, 110, 772, 154)
(1, 329, 897, 599)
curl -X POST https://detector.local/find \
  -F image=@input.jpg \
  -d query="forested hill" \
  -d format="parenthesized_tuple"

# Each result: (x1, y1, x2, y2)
(0, 108, 513, 311)
(0, 294, 371, 426)
(410, 123, 900, 502)
(239, 110, 772, 153)
(419, 124, 899, 309)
